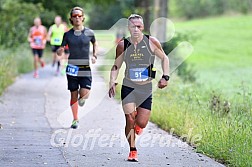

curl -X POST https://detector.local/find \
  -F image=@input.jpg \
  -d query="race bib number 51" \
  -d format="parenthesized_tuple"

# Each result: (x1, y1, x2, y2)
(129, 68, 149, 81)
(66, 64, 79, 76)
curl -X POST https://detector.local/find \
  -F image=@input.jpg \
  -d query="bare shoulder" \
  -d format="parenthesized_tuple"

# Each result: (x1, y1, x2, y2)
(116, 40, 124, 58)
(149, 36, 162, 48)
(149, 36, 164, 53)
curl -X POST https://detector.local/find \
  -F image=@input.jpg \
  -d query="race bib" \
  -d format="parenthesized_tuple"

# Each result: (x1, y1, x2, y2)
(66, 64, 79, 76)
(129, 68, 149, 81)
(34, 37, 42, 46)
(54, 38, 60, 43)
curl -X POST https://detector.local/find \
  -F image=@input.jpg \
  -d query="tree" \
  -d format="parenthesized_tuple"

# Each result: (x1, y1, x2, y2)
(153, 0, 168, 44)
(134, 0, 152, 33)
(0, 0, 44, 47)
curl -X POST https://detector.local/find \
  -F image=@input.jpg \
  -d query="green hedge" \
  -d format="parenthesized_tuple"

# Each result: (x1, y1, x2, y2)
(0, 46, 33, 95)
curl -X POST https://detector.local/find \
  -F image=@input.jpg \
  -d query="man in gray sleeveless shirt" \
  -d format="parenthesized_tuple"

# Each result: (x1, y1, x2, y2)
(109, 14, 170, 162)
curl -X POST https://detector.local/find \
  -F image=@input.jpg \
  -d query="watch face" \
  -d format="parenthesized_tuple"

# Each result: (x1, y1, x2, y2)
(162, 75, 169, 81)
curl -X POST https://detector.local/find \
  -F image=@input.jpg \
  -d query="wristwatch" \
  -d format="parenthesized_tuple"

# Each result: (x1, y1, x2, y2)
(162, 75, 170, 81)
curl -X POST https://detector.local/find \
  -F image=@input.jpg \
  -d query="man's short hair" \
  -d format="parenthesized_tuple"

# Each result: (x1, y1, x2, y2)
(128, 14, 144, 25)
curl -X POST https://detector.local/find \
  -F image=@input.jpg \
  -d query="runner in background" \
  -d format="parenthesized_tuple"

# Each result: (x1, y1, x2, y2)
(47, 16, 65, 75)
(28, 17, 47, 78)
(60, 21, 70, 75)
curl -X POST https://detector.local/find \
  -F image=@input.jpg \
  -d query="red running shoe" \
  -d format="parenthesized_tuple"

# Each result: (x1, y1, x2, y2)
(127, 150, 138, 162)
(40, 61, 45, 68)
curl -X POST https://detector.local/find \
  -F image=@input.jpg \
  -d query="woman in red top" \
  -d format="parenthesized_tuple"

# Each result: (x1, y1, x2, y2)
(28, 17, 47, 78)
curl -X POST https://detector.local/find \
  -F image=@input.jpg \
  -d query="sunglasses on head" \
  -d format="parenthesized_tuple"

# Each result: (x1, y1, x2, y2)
(72, 14, 83, 18)
(128, 14, 143, 20)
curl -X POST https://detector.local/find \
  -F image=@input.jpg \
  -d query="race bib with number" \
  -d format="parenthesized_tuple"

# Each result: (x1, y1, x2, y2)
(34, 37, 42, 46)
(129, 68, 149, 81)
(54, 38, 60, 43)
(66, 64, 79, 76)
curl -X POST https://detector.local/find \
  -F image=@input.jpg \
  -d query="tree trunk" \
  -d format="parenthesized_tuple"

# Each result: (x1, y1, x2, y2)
(144, 0, 151, 33)
(159, 0, 168, 44)
(135, 0, 151, 33)
(153, 0, 168, 44)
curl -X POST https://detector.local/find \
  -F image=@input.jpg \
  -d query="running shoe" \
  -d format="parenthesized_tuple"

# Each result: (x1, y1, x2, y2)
(52, 60, 55, 67)
(78, 98, 85, 107)
(40, 61, 45, 68)
(127, 150, 138, 162)
(134, 124, 143, 135)
(70, 120, 79, 129)
(55, 70, 59, 76)
(33, 72, 39, 78)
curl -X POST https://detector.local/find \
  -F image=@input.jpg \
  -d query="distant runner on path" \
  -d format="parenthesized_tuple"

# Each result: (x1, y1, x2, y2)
(47, 15, 65, 75)
(28, 17, 47, 78)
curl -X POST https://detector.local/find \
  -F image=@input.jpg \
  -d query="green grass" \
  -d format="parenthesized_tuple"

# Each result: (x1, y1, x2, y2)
(0, 45, 33, 94)
(0, 44, 51, 95)
(150, 15, 252, 166)
(0, 50, 17, 94)
(174, 15, 252, 91)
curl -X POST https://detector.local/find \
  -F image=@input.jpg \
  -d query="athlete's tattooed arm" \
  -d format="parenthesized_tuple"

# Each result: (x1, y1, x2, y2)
(109, 41, 124, 98)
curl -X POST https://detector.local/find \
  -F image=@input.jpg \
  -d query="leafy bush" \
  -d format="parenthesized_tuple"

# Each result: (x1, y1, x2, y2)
(0, 45, 33, 95)
(0, 0, 44, 48)
(163, 32, 198, 82)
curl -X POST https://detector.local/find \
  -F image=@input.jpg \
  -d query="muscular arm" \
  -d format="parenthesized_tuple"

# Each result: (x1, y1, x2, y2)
(109, 41, 124, 97)
(110, 41, 124, 83)
(150, 36, 170, 76)
(92, 41, 98, 58)
(90, 41, 98, 64)
(150, 36, 170, 89)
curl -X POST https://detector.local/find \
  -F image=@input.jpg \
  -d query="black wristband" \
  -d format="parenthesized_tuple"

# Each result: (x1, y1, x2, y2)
(162, 75, 170, 81)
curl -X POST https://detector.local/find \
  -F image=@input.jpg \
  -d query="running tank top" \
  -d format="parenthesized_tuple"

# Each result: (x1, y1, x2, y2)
(50, 24, 65, 46)
(30, 25, 46, 49)
(124, 35, 155, 82)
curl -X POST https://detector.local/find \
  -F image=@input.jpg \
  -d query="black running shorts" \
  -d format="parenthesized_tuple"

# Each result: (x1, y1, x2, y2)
(121, 79, 152, 110)
(32, 49, 43, 58)
(51, 45, 61, 53)
(67, 75, 92, 92)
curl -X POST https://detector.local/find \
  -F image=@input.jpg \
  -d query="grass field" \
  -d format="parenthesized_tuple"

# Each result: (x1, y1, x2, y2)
(0, 45, 32, 95)
(174, 15, 252, 92)
(0, 45, 52, 95)
(151, 15, 252, 167)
